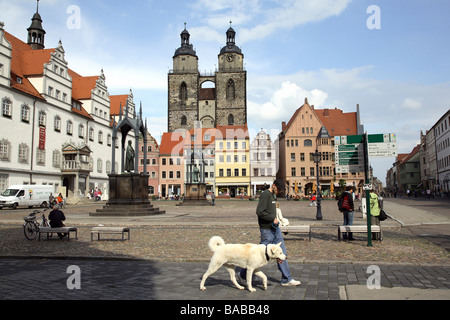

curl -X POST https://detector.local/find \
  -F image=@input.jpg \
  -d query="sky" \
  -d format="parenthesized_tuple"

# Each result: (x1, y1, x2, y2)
(1, 0, 449, 185)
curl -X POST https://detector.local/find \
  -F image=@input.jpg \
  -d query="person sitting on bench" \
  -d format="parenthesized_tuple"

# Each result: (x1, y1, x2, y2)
(49, 204, 67, 239)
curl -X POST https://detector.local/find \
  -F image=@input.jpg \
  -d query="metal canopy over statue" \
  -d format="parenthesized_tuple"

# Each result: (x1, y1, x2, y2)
(91, 101, 165, 216)
(179, 122, 210, 206)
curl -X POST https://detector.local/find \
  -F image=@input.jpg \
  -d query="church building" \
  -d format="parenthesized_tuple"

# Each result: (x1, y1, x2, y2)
(168, 24, 247, 132)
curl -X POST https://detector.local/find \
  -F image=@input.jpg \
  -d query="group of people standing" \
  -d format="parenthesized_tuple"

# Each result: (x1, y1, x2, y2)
(338, 186, 382, 241)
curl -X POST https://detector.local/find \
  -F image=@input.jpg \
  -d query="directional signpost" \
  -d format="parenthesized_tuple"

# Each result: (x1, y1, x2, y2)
(335, 133, 397, 247)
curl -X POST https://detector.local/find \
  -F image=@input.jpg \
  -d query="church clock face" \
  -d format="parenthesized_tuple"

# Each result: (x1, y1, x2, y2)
(226, 54, 235, 62)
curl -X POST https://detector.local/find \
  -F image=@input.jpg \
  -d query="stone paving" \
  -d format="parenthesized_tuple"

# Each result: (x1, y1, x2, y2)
(0, 197, 449, 302)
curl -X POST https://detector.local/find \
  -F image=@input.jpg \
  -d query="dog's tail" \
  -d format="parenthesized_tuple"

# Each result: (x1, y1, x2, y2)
(208, 236, 225, 252)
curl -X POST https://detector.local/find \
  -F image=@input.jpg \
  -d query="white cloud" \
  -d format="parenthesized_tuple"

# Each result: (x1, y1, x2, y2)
(248, 81, 328, 130)
(190, 0, 353, 43)
(401, 98, 422, 110)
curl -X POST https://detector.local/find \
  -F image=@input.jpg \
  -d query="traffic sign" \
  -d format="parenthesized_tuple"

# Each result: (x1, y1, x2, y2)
(334, 136, 365, 173)
(368, 133, 397, 157)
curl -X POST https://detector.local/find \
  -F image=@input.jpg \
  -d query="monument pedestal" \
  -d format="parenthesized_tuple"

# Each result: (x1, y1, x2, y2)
(90, 173, 165, 216)
(178, 183, 210, 206)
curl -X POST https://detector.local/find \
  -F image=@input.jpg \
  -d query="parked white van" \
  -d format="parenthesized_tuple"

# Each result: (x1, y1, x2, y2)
(0, 185, 54, 210)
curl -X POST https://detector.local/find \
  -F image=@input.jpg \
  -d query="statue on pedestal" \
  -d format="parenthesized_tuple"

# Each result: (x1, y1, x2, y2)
(125, 140, 135, 173)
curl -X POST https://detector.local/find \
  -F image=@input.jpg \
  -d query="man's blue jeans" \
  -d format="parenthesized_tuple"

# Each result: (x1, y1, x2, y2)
(239, 227, 292, 284)
(343, 210, 354, 238)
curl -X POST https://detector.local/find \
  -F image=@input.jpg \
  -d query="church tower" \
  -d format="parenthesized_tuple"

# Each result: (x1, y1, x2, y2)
(168, 24, 199, 132)
(167, 23, 247, 132)
(27, 0, 46, 50)
(215, 24, 247, 126)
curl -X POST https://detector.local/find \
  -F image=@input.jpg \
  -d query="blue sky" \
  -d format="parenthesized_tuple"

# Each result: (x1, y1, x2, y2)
(1, 0, 449, 184)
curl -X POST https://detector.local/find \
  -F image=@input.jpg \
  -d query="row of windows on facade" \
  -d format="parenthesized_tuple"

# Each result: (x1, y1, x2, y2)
(290, 152, 335, 162)
(436, 136, 450, 154)
(2, 99, 115, 145)
(139, 164, 273, 179)
(286, 138, 332, 148)
(290, 166, 333, 177)
(179, 80, 236, 102)
(0, 140, 118, 174)
(438, 154, 450, 171)
(435, 115, 450, 137)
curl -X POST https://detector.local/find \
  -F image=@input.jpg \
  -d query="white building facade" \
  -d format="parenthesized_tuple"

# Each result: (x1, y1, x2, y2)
(0, 11, 134, 198)
(434, 110, 450, 193)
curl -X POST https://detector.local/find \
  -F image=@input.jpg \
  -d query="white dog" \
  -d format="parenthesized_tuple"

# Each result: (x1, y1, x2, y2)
(200, 236, 286, 292)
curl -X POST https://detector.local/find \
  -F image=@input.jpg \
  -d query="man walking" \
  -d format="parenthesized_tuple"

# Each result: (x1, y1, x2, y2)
(239, 179, 301, 287)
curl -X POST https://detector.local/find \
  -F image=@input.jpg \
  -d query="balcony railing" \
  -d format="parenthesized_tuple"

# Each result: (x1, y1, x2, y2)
(62, 160, 92, 172)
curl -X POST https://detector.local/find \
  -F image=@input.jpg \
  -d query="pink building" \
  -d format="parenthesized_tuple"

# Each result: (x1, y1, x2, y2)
(138, 131, 160, 196)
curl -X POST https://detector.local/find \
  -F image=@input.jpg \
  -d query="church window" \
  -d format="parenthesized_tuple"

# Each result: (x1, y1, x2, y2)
(180, 82, 188, 101)
(228, 114, 234, 125)
(226, 79, 235, 100)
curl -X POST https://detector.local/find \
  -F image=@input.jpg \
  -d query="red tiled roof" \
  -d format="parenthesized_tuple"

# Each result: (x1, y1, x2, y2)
(281, 101, 357, 137)
(315, 108, 358, 136)
(109, 95, 128, 116)
(401, 145, 420, 163)
(4, 31, 45, 100)
(216, 124, 249, 139)
(71, 76, 99, 101)
(159, 132, 185, 156)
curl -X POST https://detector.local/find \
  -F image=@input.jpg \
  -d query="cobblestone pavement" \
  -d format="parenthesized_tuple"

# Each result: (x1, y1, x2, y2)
(0, 198, 449, 302)
(1, 258, 449, 301)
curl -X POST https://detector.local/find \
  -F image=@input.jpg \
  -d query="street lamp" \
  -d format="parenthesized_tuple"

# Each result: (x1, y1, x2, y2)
(312, 149, 322, 220)
(314, 126, 331, 220)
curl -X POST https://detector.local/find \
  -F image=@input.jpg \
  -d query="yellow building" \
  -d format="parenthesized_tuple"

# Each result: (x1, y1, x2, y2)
(215, 125, 250, 198)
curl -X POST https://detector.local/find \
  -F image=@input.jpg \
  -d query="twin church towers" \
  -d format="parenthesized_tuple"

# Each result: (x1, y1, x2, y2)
(168, 24, 247, 132)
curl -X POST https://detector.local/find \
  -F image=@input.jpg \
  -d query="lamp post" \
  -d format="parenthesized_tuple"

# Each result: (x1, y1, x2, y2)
(313, 126, 331, 221)
(312, 149, 322, 220)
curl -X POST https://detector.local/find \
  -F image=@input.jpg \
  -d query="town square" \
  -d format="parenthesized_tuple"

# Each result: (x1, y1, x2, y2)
(0, 0, 449, 308)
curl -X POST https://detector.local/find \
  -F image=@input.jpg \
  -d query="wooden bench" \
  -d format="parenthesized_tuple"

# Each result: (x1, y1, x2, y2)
(38, 227, 78, 241)
(280, 225, 312, 241)
(338, 225, 382, 242)
(91, 227, 130, 241)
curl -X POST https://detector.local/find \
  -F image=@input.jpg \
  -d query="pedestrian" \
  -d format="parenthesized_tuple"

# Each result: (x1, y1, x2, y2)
(239, 179, 301, 287)
(48, 193, 54, 209)
(369, 190, 381, 240)
(309, 194, 317, 207)
(211, 192, 215, 206)
(338, 186, 355, 240)
(94, 188, 99, 201)
(48, 203, 66, 239)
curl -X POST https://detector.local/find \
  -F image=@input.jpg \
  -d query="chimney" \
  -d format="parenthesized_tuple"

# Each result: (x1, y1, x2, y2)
(282, 121, 286, 131)
(324, 109, 330, 117)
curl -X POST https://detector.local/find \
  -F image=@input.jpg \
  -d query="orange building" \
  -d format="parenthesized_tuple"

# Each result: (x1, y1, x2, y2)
(278, 99, 365, 198)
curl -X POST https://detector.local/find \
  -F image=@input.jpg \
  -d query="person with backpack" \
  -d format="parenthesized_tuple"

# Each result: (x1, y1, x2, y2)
(369, 190, 382, 240)
(338, 186, 355, 240)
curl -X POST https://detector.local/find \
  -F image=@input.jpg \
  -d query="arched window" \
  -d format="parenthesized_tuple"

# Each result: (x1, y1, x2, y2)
(180, 82, 188, 101)
(226, 79, 235, 100)
(38, 111, 46, 127)
(304, 139, 313, 147)
(181, 116, 187, 126)
(228, 114, 234, 125)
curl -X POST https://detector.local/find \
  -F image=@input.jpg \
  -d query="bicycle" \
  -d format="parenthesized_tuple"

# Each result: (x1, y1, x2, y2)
(23, 209, 50, 241)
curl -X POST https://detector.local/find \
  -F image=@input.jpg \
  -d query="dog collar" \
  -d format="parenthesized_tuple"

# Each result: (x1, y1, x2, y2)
(265, 245, 270, 261)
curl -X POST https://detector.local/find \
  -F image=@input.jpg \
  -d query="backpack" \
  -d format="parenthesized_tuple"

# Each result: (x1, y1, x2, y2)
(338, 193, 351, 212)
